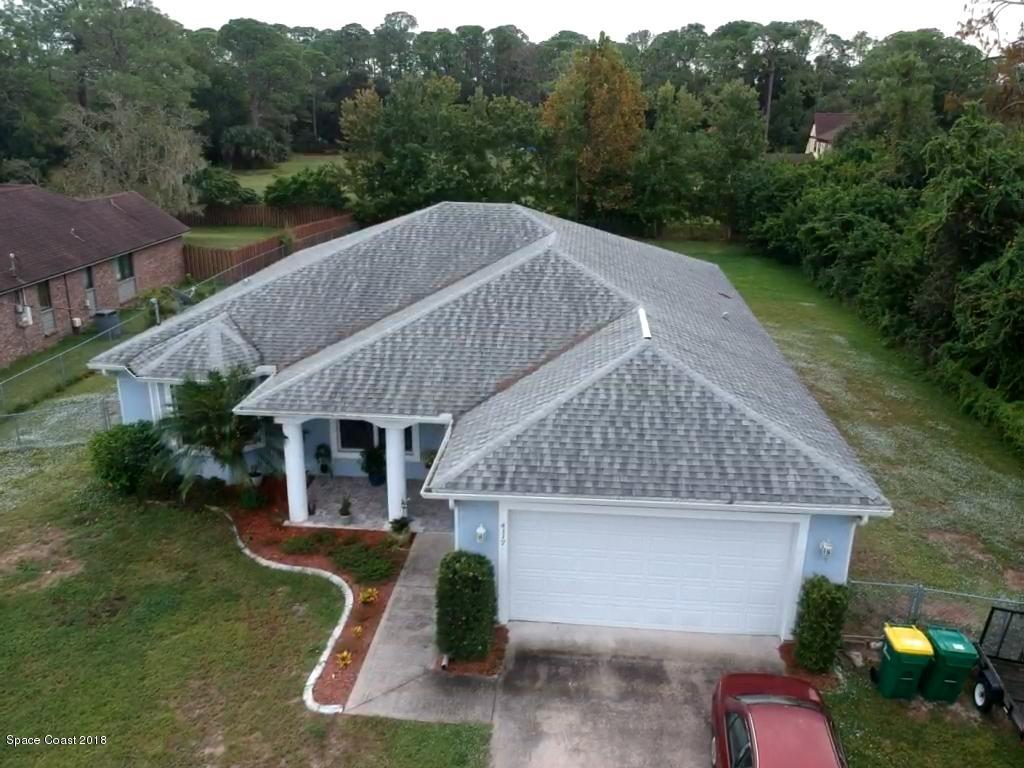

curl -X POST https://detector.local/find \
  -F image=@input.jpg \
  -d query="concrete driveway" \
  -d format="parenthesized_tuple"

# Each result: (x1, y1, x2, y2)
(492, 623, 783, 768)
(346, 534, 784, 768)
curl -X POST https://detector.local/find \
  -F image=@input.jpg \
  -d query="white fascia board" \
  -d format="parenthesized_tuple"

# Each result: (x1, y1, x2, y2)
(419, 488, 894, 519)
(237, 407, 454, 425)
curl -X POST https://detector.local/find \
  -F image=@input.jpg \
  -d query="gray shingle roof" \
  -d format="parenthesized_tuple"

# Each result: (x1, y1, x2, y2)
(92, 201, 890, 510)
(431, 347, 884, 507)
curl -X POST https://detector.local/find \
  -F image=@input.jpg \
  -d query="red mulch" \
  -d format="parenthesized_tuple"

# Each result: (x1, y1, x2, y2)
(441, 625, 509, 677)
(778, 641, 840, 691)
(231, 504, 410, 707)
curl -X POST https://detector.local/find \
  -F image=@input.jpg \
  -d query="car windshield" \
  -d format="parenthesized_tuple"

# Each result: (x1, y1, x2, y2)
(736, 695, 818, 710)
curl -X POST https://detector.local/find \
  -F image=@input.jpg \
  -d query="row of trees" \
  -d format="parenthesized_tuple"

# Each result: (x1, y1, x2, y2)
(0, 1, 995, 184)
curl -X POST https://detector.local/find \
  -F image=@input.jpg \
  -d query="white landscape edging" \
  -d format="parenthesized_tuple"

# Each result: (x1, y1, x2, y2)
(223, 513, 353, 715)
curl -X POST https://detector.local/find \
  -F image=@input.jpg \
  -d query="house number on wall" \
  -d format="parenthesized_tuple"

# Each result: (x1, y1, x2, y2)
(500, 523, 506, 546)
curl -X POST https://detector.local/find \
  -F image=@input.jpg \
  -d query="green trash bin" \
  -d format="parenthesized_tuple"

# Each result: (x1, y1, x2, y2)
(876, 624, 933, 699)
(919, 626, 979, 703)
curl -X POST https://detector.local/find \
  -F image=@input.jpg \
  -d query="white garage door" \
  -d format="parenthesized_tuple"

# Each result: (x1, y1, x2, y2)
(507, 509, 799, 635)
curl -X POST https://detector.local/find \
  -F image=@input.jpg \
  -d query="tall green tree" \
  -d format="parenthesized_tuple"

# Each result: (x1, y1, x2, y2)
(541, 36, 646, 221)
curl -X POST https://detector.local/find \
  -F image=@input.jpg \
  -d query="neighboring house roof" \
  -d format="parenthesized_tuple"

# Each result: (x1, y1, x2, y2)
(0, 184, 188, 294)
(811, 112, 857, 144)
(91, 202, 891, 511)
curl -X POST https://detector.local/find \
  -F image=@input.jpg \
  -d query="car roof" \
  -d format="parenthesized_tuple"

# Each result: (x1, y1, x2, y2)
(748, 702, 841, 768)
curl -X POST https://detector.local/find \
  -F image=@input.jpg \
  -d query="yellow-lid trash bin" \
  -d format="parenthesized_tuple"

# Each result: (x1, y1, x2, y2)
(876, 624, 933, 699)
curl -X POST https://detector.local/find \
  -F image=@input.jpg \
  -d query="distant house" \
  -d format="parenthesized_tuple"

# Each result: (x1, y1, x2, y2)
(0, 185, 188, 368)
(806, 112, 857, 158)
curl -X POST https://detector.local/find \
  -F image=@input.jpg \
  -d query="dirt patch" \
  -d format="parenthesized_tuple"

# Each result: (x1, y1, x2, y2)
(231, 506, 409, 708)
(1004, 569, 1024, 593)
(0, 527, 82, 592)
(440, 625, 509, 677)
(926, 530, 994, 563)
(778, 641, 839, 691)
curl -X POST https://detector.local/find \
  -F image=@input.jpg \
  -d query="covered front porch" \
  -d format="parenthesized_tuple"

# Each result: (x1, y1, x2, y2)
(306, 476, 452, 532)
(274, 414, 450, 531)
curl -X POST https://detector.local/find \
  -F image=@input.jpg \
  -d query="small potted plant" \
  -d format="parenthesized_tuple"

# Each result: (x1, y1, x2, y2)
(315, 443, 332, 475)
(247, 460, 264, 487)
(361, 446, 386, 486)
(422, 449, 438, 470)
(338, 495, 352, 524)
(389, 516, 412, 547)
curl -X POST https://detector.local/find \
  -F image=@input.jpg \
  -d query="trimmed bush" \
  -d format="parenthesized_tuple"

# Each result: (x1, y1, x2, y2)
(221, 125, 287, 169)
(436, 551, 496, 661)
(794, 575, 850, 673)
(190, 166, 260, 207)
(88, 422, 164, 495)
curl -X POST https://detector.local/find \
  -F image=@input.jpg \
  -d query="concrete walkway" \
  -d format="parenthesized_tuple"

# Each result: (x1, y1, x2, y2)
(345, 532, 497, 723)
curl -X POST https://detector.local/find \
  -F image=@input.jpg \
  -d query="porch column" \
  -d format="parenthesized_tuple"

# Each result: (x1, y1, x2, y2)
(384, 426, 407, 522)
(279, 418, 308, 523)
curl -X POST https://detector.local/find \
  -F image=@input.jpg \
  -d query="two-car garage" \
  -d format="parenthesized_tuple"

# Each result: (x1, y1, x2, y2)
(502, 506, 807, 638)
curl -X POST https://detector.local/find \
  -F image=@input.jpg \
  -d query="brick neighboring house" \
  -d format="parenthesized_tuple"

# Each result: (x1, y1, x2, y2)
(0, 184, 188, 369)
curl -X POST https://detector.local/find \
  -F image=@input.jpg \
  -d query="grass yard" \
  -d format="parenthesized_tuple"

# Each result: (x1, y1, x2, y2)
(0, 312, 148, 414)
(661, 240, 1024, 597)
(184, 226, 282, 250)
(233, 153, 344, 195)
(0, 448, 490, 768)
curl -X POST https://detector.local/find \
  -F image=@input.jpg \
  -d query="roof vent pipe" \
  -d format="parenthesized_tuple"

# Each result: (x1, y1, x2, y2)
(637, 307, 652, 340)
(8, 252, 16, 277)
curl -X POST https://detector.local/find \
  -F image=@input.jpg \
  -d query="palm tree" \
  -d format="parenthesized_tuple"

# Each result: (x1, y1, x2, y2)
(159, 366, 272, 493)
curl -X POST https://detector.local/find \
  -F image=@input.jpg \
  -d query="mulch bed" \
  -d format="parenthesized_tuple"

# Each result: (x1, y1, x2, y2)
(230, 504, 410, 707)
(440, 625, 509, 677)
(778, 641, 840, 691)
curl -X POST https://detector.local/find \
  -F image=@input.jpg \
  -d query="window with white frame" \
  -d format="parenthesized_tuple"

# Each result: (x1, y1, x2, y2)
(333, 420, 418, 459)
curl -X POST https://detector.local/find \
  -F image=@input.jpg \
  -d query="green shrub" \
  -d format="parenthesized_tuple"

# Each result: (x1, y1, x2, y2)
(436, 551, 496, 661)
(331, 539, 395, 583)
(182, 476, 228, 508)
(263, 163, 347, 208)
(794, 575, 850, 673)
(238, 485, 267, 509)
(190, 166, 261, 207)
(88, 423, 164, 495)
(281, 535, 318, 555)
(221, 125, 288, 169)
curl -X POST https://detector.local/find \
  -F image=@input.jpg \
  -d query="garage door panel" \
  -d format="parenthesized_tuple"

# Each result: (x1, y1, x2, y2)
(508, 509, 797, 636)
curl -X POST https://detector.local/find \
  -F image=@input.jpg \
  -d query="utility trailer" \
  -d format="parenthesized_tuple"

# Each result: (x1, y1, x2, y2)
(973, 606, 1024, 739)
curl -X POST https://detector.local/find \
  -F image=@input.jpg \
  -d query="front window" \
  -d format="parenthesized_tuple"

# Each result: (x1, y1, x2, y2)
(116, 253, 134, 280)
(335, 420, 417, 457)
(37, 282, 52, 309)
(338, 420, 375, 452)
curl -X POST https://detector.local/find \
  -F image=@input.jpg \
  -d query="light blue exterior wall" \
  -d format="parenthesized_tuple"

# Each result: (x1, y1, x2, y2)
(454, 500, 499, 566)
(802, 514, 857, 583)
(116, 373, 152, 423)
(302, 418, 440, 481)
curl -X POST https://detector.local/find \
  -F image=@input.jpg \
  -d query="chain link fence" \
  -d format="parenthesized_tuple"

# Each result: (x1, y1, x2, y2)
(846, 579, 1024, 640)
(0, 223, 355, 416)
(0, 394, 120, 451)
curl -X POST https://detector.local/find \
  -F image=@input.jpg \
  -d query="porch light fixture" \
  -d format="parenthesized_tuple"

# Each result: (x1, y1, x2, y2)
(475, 524, 487, 544)
(818, 539, 834, 560)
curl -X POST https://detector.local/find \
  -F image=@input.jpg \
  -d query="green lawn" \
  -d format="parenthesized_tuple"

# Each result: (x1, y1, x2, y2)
(0, 447, 490, 768)
(233, 153, 344, 195)
(184, 226, 281, 250)
(662, 240, 1024, 597)
(0, 312, 149, 414)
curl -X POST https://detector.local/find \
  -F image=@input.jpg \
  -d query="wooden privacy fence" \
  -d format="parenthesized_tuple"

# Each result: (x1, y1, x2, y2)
(183, 214, 356, 284)
(179, 204, 343, 228)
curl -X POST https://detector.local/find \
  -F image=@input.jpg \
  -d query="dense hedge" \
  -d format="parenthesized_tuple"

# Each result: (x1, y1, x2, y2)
(733, 106, 1024, 456)
(794, 575, 850, 674)
(190, 166, 260, 207)
(436, 551, 496, 660)
(263, 163, 346, 209)
(88, 422, 165, 495)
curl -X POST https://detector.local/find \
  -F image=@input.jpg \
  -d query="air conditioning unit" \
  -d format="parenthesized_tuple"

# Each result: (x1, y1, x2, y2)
(71, 316, 83, 329)
(16, 304, 32, 327)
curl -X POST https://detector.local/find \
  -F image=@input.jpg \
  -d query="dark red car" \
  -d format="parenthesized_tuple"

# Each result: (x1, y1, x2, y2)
(711, 674, 847, 768)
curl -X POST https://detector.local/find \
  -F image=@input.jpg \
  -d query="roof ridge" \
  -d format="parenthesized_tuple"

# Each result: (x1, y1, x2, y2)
(235, 229, 558, 411)
(646, 344, 885, 504)
(431, 339, 648, 487)
(132, 315, 217, 377)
